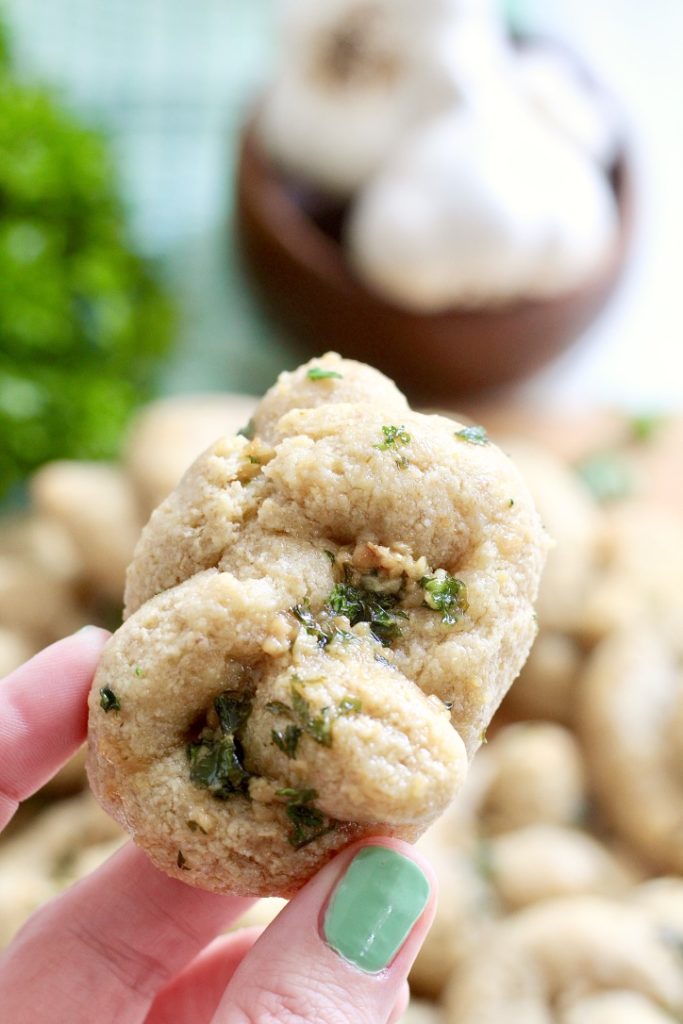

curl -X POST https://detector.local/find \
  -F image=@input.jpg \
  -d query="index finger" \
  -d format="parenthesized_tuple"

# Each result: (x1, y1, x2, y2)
(0, 627, 109, 830)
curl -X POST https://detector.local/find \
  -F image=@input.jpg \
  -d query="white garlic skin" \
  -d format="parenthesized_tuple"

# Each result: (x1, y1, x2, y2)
(258, 0, 486, 195)
(347, 91, 618, 311)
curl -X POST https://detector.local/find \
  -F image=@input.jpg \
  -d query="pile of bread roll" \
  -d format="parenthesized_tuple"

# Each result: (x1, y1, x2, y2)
(1, 392, 681, 1023)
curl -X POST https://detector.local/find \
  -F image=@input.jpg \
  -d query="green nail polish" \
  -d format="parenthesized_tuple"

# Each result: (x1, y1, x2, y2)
(323, 846, 430, 974)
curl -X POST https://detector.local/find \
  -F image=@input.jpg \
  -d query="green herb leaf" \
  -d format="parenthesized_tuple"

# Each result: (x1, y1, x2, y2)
(290, 601, 355, 649)
(420, 573, 468, 625)
(99, 687, 120, 712)
(337, 696, 362, 716)
(291, 602, 328, 647)
(630, 413, 666, 443)
(237, 419, 256, 440)
(327, 582, 406, 646)
(374, 424, 411, 452)
(265, 700, 293, 716)
(275, 788, 336, 849)
(307, 707, 334, 747)
(307, 367, 343, 381)
(214, 694, 252, 735)
(455, 425, 489, 446)
(576, 453, 634, 503)
(272, 724, 302, 759)
(187, 735, 251, 799)
(134, 666, 144, 678)
(324, 549, 337, 565)
(187, 691, 252, 800)
(269, 678, 359, 753)
(186, 819, 207, 834)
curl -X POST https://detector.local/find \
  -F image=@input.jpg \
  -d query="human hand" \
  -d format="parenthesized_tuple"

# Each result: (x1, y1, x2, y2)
(0, 630, 437, 1023)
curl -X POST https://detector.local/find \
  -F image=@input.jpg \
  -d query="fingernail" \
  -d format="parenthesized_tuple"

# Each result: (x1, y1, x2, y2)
(323, 846, 430, 974)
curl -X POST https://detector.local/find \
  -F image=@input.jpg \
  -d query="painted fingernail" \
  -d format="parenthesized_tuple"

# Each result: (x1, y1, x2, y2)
(323, 846, 430, 974)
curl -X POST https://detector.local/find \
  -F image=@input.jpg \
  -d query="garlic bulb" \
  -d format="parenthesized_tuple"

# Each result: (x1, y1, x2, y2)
(347, 92, 618, 311)
(258, 0, 495, 195)
(514, 45, 621, 168)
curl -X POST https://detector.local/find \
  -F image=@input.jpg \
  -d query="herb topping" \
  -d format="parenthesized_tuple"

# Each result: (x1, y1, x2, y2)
(187, 693, 252, 800)
(420, 572, 468, 625)
(276, 787, 337, 849)
(328, 582, 406, 646)
(455, 425, 489, 446)
(576, 453, 633, 504)
(307, 367, 343, 381)
(237, 419, 255, 440)
(177, 850, 190, 870)
(267, 676, 362, 757)
(99, 687, 120, 713)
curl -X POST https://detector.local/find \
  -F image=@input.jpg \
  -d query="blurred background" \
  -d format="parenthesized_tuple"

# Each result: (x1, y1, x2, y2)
(1, 3, 683, 1020)
(1, 0, 681, 426)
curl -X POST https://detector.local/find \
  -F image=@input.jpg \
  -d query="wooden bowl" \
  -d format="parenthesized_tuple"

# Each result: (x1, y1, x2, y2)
(235, 107, 634, 404)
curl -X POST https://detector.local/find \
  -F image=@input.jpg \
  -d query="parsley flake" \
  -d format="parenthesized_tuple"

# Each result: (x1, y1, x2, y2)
(187, 693, 252, 800)
(327, 582, 406, 646)
(237, 419, 255, 440)
(455, 425, 489, 446)
(186, 819, 208, 834)
(290, 601, 355, 649)
(576, 453, 633, 503)
(307, 367, 343, 381)
(630, 413, 666, 443)
(420, 573, 468, 625)
(374, 424, 411, 451)
(275, 787, 336, 849)
(267, 678, 362, 754)
(272, 724, 303, 759)
(337, 696, 362, 716)
(99, 687, 120, 712)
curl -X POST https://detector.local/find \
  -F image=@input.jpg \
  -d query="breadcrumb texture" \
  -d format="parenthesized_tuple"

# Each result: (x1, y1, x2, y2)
(88, 354, 547, 897)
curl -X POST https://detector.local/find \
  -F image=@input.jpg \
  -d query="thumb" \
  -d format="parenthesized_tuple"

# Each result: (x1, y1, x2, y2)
(211, 838, 436, 1024)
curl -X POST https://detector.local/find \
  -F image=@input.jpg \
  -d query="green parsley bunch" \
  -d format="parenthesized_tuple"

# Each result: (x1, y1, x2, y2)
(0, 17, 174, 499)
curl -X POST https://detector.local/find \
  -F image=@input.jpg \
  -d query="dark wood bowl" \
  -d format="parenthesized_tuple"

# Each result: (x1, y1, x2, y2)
(236, 108, 634, 404)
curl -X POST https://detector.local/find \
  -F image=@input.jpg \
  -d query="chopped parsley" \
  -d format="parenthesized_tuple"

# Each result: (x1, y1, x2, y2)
(420, 572, 468, 625)
(374, 425, 412, 468)
(307, 367, 343, 381)
(375, 424, 411, 452)
(186, 819, 207, 834)
(576, 453, 633, 503)
(276, 787, 337, 849)
(267, 677, 362, 757)
(630, 413, 666, 443)
(237, 419, 256, 440)
(134, 666, 145, 678)
(290, 601, 355, 649)
(324, 549, 337, 565)
(187, 693, 252, 800)
(337, 697, 362, 716)
(327, 582, 406, 646)
(272, 724, 303, 759)
(455, 425, 489, 446)
(177, 850, 190, 870)
(99, 687, 120, 713)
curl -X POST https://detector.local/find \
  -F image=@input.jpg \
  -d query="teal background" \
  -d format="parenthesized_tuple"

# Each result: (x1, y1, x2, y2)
(3, 0, 296, 398)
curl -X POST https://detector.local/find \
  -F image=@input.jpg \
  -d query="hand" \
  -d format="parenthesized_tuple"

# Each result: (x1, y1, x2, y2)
(0, 630, 437, 1023)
